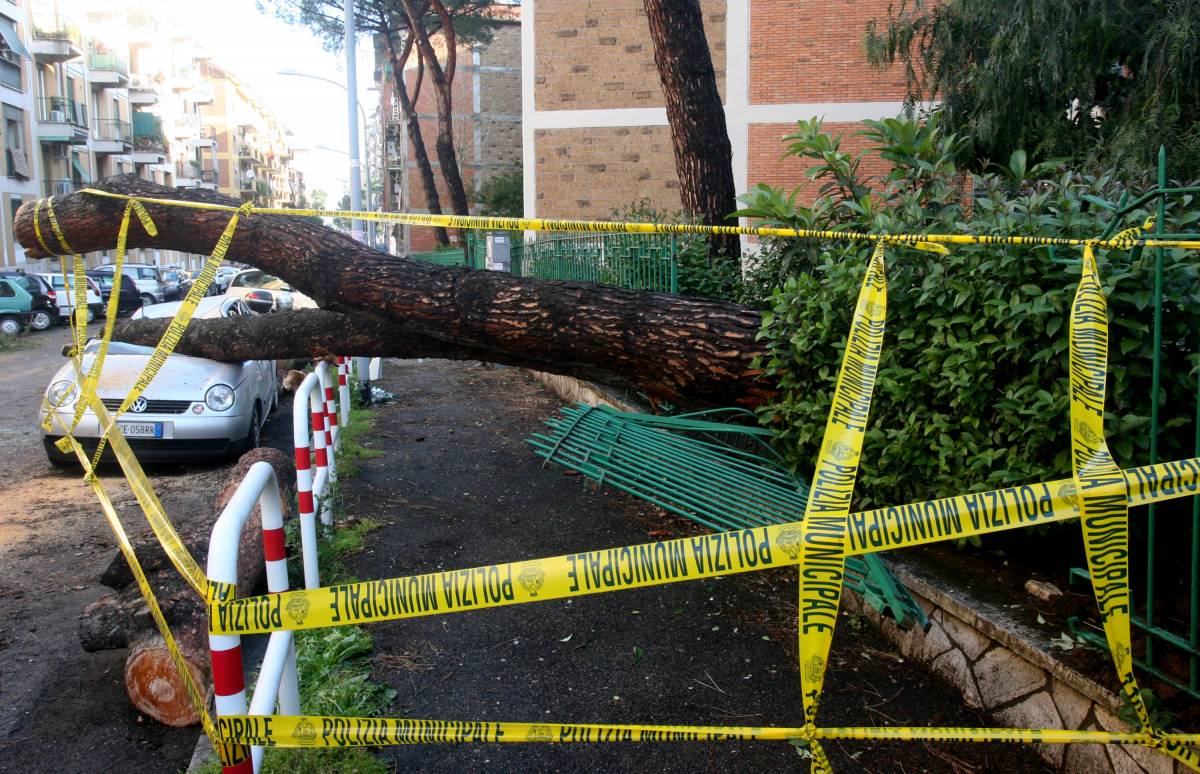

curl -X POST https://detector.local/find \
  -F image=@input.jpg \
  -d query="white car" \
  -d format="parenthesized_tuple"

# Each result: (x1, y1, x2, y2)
(37, 272, 103, 323)
(225, 268, 317, 312)
(39, 296, 278, 465)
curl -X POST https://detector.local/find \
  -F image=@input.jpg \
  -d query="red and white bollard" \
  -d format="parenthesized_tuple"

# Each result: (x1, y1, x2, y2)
(208, 462, 301, 773)
(318, 361, 340, 477)
(337, 356, 351, 426)
(292, 372, 330, 588)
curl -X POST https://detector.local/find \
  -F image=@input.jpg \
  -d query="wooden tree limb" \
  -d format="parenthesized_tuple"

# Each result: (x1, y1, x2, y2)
(15, 177, 773, 407)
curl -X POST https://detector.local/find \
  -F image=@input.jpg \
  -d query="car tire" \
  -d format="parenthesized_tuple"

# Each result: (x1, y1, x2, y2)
(242, 404, 262, 453)
(0, 315, 20, 336)
(85, 305, 96, 323)
(140, 293, 155, 307)
(30, 309, 53, 331)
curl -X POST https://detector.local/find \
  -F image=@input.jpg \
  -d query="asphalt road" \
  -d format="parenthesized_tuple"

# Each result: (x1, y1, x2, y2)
(0, 323, 292, 773)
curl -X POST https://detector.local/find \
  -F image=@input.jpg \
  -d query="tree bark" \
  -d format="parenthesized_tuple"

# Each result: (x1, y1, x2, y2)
(643, 0, 740, 260)
(15, 177, 773, 408)
(401, 0, 472, 227)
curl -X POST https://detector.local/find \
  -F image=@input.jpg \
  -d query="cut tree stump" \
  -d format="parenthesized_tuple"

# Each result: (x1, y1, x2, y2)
(78, 447, 296, 725)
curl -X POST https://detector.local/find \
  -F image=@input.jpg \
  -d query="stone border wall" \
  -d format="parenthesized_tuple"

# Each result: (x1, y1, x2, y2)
(846, 558, 1187, 773)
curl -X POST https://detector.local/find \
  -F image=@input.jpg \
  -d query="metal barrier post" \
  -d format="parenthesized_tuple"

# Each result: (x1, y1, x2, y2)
(337, 356, 351, 426)
(207, 462, 301, 774)
(316, 361, 339, 488)
(292, 372, 329, 588)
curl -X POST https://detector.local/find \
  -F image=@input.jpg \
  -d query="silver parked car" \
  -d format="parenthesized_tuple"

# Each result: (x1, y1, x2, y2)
(39, 296, 278, 465)
(93, 262, 167, 308)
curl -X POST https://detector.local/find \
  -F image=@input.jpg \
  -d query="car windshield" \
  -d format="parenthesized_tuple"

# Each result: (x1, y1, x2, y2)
(164, 271, 179, 281)
(232, 271, 289, 291)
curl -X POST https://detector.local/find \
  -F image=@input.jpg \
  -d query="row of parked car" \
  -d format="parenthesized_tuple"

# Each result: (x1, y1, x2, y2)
(0, 262, 317, 336)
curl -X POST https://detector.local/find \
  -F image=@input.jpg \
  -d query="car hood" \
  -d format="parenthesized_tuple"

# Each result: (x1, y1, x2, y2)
(49, 352, 244, 401)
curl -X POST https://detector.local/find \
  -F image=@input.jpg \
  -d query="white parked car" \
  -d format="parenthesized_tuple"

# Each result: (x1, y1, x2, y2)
(39, 296, 278, 466)
(225, 268, 317, 312)
(37, 272, 103, 323)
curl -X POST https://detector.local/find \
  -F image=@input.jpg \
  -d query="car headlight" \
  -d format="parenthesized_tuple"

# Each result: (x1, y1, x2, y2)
(47, 379, 78, 408)
(205, 384, 235, 411)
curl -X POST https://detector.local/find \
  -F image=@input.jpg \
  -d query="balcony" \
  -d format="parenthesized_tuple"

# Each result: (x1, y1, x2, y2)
(128, 73, 158, 105)
(185, 80, 214, 105)
(132, 112, 166, 164)
(29, 14, 82, 63)
(86, 48, 129, 87)
(200, 169, 219, 187)
(36, 97, 88, 144)
(44, 179, 79, 197)
(92, 118, 131, 154)
(195, 125, 217, 148)
(238, 143, 263, 164)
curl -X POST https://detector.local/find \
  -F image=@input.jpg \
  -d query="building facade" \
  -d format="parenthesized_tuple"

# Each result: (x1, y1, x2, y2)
(522, 0, 907, 233)
(0, 0, 302, 271)
(376, 9, 521, 254)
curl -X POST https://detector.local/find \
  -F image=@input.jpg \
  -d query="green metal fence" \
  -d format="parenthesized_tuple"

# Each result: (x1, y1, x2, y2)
(407, 231, 489, 269)
(1066, 146, 1200, 701)
(510, 232, 678, 293)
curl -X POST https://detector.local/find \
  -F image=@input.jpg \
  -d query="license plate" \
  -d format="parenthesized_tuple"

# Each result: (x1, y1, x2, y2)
(119, 422, 163, 438)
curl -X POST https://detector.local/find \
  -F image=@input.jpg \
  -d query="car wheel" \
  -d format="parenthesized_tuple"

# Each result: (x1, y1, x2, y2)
(30, 309, 53, 331)
(85, 306, 96, 323)
(0, 315, 20, 336)
(243, 404, 263, 453)
(140, 293, 155, 307)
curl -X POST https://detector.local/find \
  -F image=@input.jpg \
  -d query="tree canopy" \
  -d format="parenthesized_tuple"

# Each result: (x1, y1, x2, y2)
(865, 0, 1200, 177)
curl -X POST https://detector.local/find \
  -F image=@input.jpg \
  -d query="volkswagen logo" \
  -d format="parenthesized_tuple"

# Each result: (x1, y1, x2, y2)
(129, 397, 149, 413)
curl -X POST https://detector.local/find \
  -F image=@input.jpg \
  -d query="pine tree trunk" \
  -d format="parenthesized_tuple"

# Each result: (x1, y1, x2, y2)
(385, 30, 450, 247)
(401, 0, 471, 225)
(643, 0, 740, 260)
(14, 177, 773, 409)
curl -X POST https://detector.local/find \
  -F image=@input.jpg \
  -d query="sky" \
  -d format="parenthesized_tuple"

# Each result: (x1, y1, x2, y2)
(165, 0, 380, 204)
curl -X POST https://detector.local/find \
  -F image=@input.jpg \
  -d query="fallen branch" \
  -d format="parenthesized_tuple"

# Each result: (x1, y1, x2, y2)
(16, 177, 772, 407)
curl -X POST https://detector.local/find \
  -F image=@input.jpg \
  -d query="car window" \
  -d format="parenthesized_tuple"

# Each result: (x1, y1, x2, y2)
(232, 270, 288, 290)
(164, 271, 179, 281)
(137, 267, 159, 280)
(0, 281, 13, 297)
(10, 276, 35, 293)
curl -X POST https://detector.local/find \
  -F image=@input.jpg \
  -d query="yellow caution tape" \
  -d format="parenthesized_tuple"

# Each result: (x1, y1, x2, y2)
(210, 714, 1200, 749)
(75, 187, 1200, 251)
(85, 205, 244, 469)
(795, 241, 887, 770)
(206, 455, 1200, 636)
(1068, 246, 1200, 770)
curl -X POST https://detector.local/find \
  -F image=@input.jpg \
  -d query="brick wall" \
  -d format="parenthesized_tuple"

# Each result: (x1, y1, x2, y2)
(534, 0, 726, 111)
(749, 0, 907, 104)
(748, 121, 891, 205)
(534, 126, 679, 218)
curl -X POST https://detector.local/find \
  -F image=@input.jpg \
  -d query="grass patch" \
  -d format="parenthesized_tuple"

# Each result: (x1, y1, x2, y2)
(0, 333, 34, 353)
(335, 407, 385, 478)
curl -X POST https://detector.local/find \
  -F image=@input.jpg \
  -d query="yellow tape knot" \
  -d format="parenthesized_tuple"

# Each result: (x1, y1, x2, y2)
(238, 201, 255, 216)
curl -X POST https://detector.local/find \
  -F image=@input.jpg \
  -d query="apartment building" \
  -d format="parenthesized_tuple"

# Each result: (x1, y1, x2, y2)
(0, 0, 302, 270)
(376, 7, 522, 254)
(522, 0, 907, 232)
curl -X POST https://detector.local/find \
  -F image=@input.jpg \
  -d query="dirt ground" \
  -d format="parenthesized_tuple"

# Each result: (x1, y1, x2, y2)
(342, 360, 1053, 773)
(0, 324, 294, 773)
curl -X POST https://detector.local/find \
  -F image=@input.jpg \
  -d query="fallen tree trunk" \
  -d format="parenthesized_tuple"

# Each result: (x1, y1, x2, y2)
(15, 177, 772, 408)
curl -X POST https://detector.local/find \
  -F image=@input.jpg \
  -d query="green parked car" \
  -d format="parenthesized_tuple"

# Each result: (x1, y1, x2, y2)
(0, 277, 32, 335)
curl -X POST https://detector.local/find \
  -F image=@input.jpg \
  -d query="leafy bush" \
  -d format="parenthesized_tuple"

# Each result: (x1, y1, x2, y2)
(476, 169, 523, 218)
(737, 116, 1200, 507)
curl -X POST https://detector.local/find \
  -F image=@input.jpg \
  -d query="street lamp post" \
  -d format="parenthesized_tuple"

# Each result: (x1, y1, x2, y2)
(277, 67, 376, 247)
